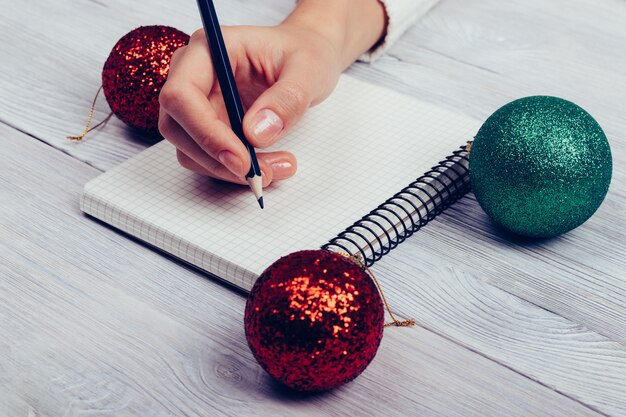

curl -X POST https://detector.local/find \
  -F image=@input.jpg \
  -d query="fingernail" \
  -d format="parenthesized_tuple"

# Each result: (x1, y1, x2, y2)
(251, 109, 283, 146)
(271, 160, 294, 179)
(218, 150, 244, 176)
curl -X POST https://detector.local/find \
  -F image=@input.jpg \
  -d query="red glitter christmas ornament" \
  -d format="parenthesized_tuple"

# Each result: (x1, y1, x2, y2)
(101, 25, 189, 134)
(244, 250, 385, 391)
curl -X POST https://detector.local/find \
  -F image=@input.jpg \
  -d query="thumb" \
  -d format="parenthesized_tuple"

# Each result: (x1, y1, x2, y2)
(243, 73, 313, 148)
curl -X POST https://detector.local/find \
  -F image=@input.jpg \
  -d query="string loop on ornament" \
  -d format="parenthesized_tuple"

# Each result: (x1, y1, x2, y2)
(337, 252, 416, 328)
(66, 85, 114, 141)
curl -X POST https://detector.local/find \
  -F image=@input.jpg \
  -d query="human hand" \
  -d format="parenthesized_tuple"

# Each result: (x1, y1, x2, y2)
(159, 0, 386, 186)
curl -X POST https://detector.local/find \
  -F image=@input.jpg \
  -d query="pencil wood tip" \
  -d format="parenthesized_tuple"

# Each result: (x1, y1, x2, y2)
(247, 176, 263, 209)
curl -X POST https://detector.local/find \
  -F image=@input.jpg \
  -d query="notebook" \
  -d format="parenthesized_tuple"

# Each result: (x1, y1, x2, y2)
(81, 75, 480, 291)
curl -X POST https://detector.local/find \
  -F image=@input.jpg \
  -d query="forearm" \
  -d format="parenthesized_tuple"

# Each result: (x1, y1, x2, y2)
(282, 0, 387, 70)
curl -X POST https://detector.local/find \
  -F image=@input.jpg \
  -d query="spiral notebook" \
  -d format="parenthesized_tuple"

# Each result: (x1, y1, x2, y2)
(81, 75, 480, 291)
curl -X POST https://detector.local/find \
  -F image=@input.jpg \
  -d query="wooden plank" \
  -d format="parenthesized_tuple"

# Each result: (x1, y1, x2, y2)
(0, 119, 603, 416)
(414, 193, 626, 343)
(374, 233, 626, 415)
(350, 0, 626, 137)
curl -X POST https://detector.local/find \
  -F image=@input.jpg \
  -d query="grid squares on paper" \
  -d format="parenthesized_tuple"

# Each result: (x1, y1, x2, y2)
(81, 75, 481, 292)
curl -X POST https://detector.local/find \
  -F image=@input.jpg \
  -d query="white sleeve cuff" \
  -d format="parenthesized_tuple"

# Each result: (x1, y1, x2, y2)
(359, 0, 439, 62)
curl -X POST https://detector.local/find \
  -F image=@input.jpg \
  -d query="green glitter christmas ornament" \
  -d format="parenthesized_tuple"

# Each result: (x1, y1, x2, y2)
(469, 96, 612, 238)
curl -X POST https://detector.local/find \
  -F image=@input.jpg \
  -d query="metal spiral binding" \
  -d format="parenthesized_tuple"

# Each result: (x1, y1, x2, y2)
(322, 145, 471, 267)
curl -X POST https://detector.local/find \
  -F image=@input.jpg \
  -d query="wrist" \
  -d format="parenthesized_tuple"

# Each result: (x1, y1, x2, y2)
(282, 0, 387, 69)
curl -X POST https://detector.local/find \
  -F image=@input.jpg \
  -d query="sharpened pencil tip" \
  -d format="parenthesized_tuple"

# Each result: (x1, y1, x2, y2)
(247, 176, 263, 208)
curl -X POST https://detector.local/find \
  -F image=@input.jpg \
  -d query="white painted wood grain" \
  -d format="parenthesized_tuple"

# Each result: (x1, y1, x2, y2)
(0, 124, 601, 416)
(374, 235, 626, 415)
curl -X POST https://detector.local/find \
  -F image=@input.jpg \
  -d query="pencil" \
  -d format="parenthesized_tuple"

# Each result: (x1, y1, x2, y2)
(196, 0, 264, 209)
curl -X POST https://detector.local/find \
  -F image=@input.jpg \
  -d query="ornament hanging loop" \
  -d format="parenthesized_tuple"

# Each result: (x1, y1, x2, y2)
(67, 85, 114, 141)
(339, 252, 416, 328)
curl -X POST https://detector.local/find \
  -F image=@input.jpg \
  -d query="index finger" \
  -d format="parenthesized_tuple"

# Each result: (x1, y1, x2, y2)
(159, 34, 251, 177)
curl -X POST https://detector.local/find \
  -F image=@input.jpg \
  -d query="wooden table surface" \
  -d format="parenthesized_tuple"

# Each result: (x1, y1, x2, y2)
(2, 0, 625, 416)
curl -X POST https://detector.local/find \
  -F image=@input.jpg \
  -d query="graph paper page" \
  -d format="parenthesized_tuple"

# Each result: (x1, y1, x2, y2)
(82, 75, 480, 290)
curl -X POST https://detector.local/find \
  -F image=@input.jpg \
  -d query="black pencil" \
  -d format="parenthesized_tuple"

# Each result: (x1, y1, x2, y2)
(196, 0, 264, 209)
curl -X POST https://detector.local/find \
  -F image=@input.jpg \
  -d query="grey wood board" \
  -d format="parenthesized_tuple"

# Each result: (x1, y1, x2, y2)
(0, 124, 602, 416)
